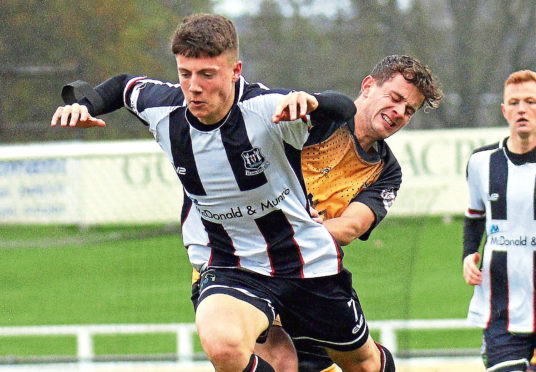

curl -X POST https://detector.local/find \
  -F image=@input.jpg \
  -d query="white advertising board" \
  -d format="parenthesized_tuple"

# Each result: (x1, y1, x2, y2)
(386, 127, 508, 215)
(0, 141, 182, 224)
(0, 127, 509, 224)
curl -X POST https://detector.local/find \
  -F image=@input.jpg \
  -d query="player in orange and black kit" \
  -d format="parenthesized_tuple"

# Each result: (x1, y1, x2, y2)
(295, 111, 401, 372)
(291, 54, 443, 372)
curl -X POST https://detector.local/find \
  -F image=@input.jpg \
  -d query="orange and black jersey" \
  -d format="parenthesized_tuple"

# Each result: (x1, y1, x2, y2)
(302, 118, 401, 240)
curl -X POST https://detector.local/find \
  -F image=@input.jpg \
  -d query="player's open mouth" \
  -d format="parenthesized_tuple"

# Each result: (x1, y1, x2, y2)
(516, 118, 530, 126)
(382, 114, 395, 127)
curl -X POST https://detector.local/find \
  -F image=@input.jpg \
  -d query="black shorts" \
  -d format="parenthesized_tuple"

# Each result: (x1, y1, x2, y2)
(196, 267, 369, 351)
(483, 319, 536, 370)
(293, 338, 334, 372)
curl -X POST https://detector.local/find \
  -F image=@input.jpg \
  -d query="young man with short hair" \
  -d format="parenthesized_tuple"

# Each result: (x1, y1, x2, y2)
(52, 13, 395, 372)
(463, 69, 536, 372)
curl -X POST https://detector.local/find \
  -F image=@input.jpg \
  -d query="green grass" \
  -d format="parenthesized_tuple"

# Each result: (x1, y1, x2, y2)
(0, 336, 76, 356)
(0, 226, 192, 326)
(397, 329, 481, 351)
(93, 333, 177, 355)
(347, 215, 474, 320)
(0, 216, 479, 357)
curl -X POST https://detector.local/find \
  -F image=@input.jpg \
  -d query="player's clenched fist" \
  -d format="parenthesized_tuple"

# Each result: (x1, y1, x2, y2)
(51, 103, 106, 128)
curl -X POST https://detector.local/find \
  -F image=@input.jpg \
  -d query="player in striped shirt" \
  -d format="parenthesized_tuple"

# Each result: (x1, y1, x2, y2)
(463, 69, 536, 372)
(51, 13, 396, 372)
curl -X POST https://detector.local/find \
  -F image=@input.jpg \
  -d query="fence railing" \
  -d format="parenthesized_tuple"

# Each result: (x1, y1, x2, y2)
(0, 319, 478, 364)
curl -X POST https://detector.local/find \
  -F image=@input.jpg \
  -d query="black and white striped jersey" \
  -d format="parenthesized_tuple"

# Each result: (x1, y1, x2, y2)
(465, 137, 536, 332)
(123, 75, 349, 278)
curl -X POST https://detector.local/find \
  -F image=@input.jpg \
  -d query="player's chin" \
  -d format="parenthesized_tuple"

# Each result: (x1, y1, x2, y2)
(383, 120, 401, 134)
(188, 106, 207, 119)
(375, 124, 395, 138)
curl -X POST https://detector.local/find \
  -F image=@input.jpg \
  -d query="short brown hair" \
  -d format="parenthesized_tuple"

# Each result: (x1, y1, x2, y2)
(171, 13, 238, 59)
(504, 69, 536, 90)
(370, 55, 443, 109)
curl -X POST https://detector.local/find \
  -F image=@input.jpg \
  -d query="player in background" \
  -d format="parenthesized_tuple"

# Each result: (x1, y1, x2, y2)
(52, 13, 397, 372)
(463, 69, 536, 372)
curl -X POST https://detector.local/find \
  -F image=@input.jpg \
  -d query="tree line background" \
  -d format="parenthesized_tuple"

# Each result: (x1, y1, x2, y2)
(1, 0, 535, 143)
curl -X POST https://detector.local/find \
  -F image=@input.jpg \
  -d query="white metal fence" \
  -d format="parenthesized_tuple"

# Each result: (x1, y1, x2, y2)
(0, 319, 479, 365)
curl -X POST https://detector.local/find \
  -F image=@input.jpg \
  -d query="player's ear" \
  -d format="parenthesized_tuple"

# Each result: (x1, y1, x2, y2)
(361, 75, 375, 98)
(500, 102, 506, 119)
(232, 61, 242, 83)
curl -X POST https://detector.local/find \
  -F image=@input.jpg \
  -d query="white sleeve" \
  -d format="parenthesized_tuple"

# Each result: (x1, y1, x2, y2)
(242, 93, 310, 150)
(465, 153, 486, 217)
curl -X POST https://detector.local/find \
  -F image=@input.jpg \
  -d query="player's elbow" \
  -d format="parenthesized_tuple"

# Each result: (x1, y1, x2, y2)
(337, 228, 362, 246)
(330, 220, 369, 246)
(337, 236, 355, 246)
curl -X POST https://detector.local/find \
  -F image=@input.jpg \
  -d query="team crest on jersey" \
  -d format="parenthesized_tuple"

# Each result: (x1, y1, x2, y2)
(241, 148, 270, 176)
(381, 188, 396, 210)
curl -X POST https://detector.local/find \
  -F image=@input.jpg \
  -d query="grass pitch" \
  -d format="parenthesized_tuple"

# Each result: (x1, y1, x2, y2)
(0, 216, 480, 357)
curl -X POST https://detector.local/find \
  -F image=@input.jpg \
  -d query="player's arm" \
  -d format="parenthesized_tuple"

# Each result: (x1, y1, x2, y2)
(322, 202, 375, 246)
(462, 212, 485, 286)
(462, 153, 486, 286)
(272, 90, 355, 124)
(326, 149, 401, 246)
(50, 74, 135, 128)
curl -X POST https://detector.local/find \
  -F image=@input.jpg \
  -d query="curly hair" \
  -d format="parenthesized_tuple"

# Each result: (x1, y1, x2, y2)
(370, 55, 443, 109)
(171, 13, 238, 60)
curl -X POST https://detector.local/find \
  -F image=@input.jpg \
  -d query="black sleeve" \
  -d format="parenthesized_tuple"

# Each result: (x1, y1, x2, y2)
(310, 90, 356, 124)
(62, 74, 135, 116)
(354, 146, 401, 240)
(462, 216, 486, 261)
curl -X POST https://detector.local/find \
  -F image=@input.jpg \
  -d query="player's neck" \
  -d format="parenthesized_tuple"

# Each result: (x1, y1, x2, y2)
(353, 125, 374, 153)
(353, 110, 375, 153)
(507, 133, 536, 154)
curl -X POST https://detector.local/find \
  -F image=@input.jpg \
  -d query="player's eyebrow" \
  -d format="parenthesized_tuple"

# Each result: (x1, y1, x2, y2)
(392, 91, 419, 112)
(178, 67, 218, 73)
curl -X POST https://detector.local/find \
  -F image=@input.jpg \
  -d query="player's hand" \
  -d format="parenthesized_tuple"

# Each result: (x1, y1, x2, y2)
(272, 91, 318, 124)
(463, 252, 483, 286)
(310, 206, 323, 224)
(51, 103, 106, 128)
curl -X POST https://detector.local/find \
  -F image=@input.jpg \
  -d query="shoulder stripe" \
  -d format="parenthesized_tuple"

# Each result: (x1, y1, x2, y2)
(489, 149, 508, 220)
(169, 109, 206, 196)
(220, 108, 268, 191)
(471, 141, 501, 155)
(126, 78, 184, 114)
